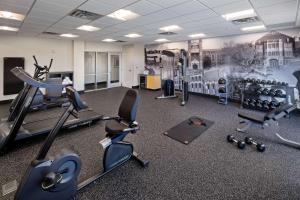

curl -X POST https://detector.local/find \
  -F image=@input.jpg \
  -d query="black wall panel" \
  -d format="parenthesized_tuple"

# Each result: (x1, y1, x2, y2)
(3, 57, 25, 95)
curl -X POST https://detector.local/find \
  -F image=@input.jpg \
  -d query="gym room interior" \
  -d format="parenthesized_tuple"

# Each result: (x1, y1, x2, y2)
(0, 0, 300, 199)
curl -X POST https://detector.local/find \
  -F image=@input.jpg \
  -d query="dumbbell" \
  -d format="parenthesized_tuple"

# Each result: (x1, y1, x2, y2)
(243, 99, 250, 107)
(245, 137, 266, 152)
(269, 100, 278, 109)
(263, 100, 270, 110)
(227, 135, 246, 149)
(262, 88, 269, 95)
(266, 80, 272, 85)
(275, 89, 283, 97)
(249, 99, 257, 107)
(271, 80, 277, 85)
(255, 79, 261, 84)
(260, 80, 266, 85)
(269, 88, 276, 96)
(246, 78, 251, 83)
(256, 99, 263, 109)
(257, 88, 263, 95)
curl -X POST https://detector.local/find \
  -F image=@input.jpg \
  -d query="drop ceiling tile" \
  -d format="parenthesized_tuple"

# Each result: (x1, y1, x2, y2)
(255, 1, 297, 25)
(46, 26, 74, 33)
(125, 0, 163, 16)
(255, 0, 297, 15)
(183, 9, 218, 21)
(89, 16, 122, 28)
(249, 0, 295, 8)
(0, 3, 32, 15)
(168, 1, 208, 15)
(79, 0, 119, 15)
(197, 0, 243, 8)
(103, 0, 140, 7)
(212, 0, 253, 15)
(38, 0, 86, 7)
(147, 0, 189, 8)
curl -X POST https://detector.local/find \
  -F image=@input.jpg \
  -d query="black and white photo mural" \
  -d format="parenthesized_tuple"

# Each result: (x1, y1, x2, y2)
(145, 28, 300, 102)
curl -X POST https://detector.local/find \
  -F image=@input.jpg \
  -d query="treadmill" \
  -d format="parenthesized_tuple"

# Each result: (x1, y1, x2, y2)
(0, 67, 102, 154)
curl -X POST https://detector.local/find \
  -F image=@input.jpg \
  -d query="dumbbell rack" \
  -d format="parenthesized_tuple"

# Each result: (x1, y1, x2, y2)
(241, 79, 289, 112)
(218, 78, 228, 105)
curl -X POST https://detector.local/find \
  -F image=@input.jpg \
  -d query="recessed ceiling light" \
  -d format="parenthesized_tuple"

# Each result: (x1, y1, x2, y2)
(0, 26, 19, 31)
(125, 33, 142, 38)
(241, 25, 266, 31)
(155, 38, 169, 42)
(159, 25, 182, 32)
(188, 33, 206, 38)
(60, 33, 79, 38)
(0, 11, 25, 21)
(222, 9, 256, 21)
(107, 9, 139, 21)
(102, 38, 117, 42)
(77, 25, 100, 32)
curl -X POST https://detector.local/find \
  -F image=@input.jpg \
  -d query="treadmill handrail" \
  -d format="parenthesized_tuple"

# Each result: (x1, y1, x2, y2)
(11, 67, 63, 89)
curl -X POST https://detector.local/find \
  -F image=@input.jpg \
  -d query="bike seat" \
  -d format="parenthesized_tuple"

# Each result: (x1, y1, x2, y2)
(105, 120, 128, 135)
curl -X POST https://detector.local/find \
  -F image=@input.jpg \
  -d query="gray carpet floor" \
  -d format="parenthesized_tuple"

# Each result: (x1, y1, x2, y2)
(0, 87, 300, 200)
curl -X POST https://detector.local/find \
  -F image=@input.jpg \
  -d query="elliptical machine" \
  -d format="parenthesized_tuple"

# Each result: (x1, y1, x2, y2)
(14, 87, 149, 200)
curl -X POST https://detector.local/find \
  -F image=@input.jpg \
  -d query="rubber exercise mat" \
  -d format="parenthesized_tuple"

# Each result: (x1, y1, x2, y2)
(163, 116, 214, 145)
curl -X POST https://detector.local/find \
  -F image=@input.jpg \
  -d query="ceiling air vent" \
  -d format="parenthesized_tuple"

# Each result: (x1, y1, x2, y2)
(159, 32, 177, 35)
(69, 9, 104, 21)
(231, 16, 260, 25)
(116, 40, 126, 43)
(42, 31, 59, 35)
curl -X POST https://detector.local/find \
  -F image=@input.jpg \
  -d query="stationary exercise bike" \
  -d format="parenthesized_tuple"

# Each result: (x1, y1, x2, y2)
(14, 87, 149, 200)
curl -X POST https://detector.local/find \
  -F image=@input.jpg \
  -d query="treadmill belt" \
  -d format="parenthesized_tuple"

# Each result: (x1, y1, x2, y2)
(17, 110, 102, 140)
(24, 107, 63, 124)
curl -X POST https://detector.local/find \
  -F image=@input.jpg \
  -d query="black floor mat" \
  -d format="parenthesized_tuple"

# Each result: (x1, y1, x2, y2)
(163, 116, 214, 145)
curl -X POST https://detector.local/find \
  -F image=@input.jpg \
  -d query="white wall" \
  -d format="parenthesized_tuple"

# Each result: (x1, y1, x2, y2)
(0, 35, 73, 101)
(0, 35, 144, 101)
(85, 42, 122, 52)
(122, 43, 145, 87)
(73, 40, 85, 91)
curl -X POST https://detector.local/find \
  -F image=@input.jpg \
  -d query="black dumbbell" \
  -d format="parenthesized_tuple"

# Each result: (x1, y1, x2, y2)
(255, 79, 261, 84)
(256, 99, 263, 109)
(227, 135, 246, 149)
(243, 99, 250, 107)
(269, 100, 278, 109)
(275, 89, 283, 97)
(261, 80, 266, 85)
(269, 88, 276, 96)
(257, 88, 263, 95)
(246, 78, 251, 83)
(266, 80, 272, 85)
(245, 137, 266, 152)
(262, 88, 269, 95)
(271, 80, 277, 85)
(263, 100, 270, 110)
(249, 99, 257, 107)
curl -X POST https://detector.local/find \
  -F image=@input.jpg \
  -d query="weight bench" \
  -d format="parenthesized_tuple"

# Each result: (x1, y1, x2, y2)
(237, 104, 298, 148)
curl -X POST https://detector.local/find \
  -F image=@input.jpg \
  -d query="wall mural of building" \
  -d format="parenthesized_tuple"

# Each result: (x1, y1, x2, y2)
(145, 28, 300, 101)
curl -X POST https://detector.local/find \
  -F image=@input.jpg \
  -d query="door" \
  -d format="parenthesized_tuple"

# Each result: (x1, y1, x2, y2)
(108, 53, 121, 87)
(96, 52, 108, 89)
(84, 52, 96, 91)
